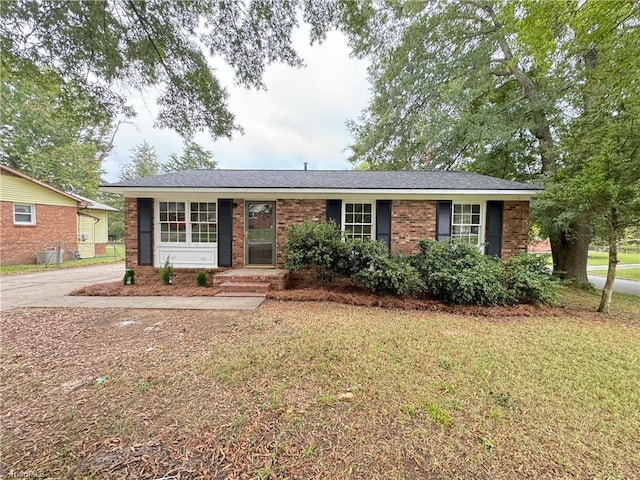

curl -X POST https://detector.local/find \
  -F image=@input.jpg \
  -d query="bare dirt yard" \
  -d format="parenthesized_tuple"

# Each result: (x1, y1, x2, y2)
(1, 290, 639, 479)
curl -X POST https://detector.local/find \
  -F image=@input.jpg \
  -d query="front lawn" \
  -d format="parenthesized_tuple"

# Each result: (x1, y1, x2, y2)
(1, 288, 638, 479)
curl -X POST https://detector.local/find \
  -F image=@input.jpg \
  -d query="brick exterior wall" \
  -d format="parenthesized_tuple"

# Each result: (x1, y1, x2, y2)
(502, 201, 530, 259)
(275, 199, 326, 268)
(123, 197, 139, 270)
(390, 200, 437, 255)
(121, 197, 531, 277)
(0, 201, 78, 265)
(95, 243, 108, 256)
(232, 198, 245, 268)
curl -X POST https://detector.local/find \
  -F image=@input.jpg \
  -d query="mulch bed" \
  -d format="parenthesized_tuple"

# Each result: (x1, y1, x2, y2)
(70, 276, 562, 317)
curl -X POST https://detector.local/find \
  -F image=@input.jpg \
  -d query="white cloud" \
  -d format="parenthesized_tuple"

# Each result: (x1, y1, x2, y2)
(103, 27, 370, 182)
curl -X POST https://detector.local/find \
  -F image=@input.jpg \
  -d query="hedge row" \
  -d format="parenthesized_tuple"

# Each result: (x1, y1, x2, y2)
(283, 221, 558, 306)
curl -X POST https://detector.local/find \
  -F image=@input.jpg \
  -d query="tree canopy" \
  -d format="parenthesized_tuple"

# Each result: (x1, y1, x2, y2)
(1, 0, 335, 139)
(119, 140, 217, 181)
(119, 142, 161, 181)
(0, 55, 118, 197)
(163, 140, 217, 172)
(340, 0, 639, 175)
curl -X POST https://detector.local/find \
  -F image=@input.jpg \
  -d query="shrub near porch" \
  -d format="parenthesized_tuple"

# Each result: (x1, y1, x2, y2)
(283, 221, 558, 306)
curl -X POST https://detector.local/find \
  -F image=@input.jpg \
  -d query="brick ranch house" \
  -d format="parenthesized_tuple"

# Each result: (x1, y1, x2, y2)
(0, 164, 117, 265)
(101, 169, 540, 286)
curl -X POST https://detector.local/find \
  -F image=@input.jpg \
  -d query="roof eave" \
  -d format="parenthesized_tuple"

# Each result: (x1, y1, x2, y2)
(100, 186, 541, 197)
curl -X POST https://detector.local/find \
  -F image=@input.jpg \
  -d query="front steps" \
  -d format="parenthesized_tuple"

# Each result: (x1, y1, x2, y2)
(212, 269, 288, 297)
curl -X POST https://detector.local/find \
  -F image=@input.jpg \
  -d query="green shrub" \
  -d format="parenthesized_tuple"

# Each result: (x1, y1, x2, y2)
(196, 270, 208, 287)
(283, 220, 346, 283)
(122, 269, 135, 285)
(503, 253, 558, 305)
(283, 224, 557, 306)
(159, 256, 174, 285)
(335, 239, 391, 276)
(355, 254, 423, 296)
(411, 240, 508, 306)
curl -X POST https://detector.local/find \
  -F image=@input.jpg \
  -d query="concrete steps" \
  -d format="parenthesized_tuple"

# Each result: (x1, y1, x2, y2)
(212, 269, 288, 296)
(218, 281, 270, 296)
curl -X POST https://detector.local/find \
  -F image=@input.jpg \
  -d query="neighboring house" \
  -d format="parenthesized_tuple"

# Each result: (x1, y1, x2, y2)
(0, 164, 117, 265)
(67, 192, 118, 259)
(101, 169, 541, 277)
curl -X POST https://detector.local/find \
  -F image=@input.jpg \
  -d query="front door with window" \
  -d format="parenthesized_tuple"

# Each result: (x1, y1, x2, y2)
(245, 201, 276, 267)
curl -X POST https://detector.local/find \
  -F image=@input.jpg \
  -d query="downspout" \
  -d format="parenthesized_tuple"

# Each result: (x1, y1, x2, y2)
(77, 211, 101, 258)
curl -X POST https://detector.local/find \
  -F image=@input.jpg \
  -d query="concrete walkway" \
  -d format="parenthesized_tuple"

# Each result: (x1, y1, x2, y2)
(0, 263, 263, 311)
(20, 295, 265, 310)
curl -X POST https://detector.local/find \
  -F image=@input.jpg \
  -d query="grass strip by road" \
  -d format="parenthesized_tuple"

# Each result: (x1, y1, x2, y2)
(0, 245, 124, 274)
(590, 267, 640, 281)
(587, 251, 640, 266)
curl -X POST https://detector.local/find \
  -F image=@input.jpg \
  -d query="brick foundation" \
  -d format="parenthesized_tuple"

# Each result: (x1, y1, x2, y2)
(0, 201, 78, 265)
(95, 243, 108, 256)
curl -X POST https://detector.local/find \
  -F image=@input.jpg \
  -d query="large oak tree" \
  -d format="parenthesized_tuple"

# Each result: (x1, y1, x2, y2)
(336, 0, 639, 283)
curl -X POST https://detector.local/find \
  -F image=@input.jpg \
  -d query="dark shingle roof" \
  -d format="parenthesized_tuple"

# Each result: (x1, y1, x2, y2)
(103, 170, 540, 191)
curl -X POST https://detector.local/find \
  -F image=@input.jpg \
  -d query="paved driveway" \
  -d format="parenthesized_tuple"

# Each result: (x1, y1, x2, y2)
(0, 263, 124, 311)
(588, 275, 640, 296)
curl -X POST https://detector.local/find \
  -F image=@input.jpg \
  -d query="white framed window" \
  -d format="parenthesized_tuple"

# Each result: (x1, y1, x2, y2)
(452, 203, 482, 246)
(13, 204, 35, 225)
(190, 202, 217, 243)
(159, 202, 186, 243)
(158, 201, 217, 244)
(344, 202, 374, 240)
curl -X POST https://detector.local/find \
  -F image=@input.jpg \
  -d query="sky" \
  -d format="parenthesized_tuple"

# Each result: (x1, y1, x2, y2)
(102, 28, 371, 183)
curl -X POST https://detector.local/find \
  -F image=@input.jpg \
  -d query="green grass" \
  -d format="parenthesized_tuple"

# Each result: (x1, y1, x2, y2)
(590, 267, 640, 281)
(588, 251, 640, 266)
(196, 290, 640, 477)
(0, 244, 124, 274)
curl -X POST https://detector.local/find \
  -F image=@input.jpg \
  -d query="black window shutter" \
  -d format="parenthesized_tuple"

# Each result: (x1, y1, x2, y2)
(137, 198, 153, 266)
(436, 201, 452, 241)
(326, 199, 342, 227)
(376, 200, 392, 249)
(485, 201, 504, 257)
(218, 199, 233, 267)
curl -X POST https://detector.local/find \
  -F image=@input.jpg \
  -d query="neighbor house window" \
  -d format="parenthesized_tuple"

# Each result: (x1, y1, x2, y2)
(13, 204, 35, 225)
(452, 203, 482, 246)
(159, 202, 186, 243)
(344, 202, 373, 240)
(159, 201, 217, 244)
(190, 202, 217, 243)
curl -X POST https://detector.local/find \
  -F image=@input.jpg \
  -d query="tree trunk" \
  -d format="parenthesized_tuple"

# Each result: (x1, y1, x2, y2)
(550, 217, 591, 283)
(598, 213, 619, 314)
